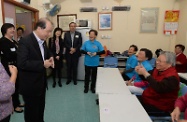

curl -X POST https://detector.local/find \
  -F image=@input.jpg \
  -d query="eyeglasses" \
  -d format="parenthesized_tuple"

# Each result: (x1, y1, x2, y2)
(156, 59, 166, 63)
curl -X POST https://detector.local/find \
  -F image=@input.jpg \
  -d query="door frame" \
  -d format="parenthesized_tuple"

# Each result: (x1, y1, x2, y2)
(1, 0, 39, 29)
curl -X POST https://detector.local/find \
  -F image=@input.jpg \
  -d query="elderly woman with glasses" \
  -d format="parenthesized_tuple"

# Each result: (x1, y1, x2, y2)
(135, 51, 180, 115)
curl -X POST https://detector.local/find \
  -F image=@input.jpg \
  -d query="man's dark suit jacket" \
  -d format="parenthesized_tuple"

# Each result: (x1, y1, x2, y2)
(17, 33, 52, 96)
(64, 31, 82, 57)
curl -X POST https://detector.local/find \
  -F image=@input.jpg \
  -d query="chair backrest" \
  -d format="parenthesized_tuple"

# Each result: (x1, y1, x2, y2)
(148, 58, 156, 68)
(178, 82, 187, 97)
(104, 56, 118, 68)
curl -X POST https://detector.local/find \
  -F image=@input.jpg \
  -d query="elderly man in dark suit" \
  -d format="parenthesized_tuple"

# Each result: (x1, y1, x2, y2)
(17, 18, 54, 122)
(64, 22, 82, 85)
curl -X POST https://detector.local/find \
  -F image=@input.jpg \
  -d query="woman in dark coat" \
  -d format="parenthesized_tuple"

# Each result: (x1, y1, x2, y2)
(0, 23, 23, 113)
(48, 27, 64, 87)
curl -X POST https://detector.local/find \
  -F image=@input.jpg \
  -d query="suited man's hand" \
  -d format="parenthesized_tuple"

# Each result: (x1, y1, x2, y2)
(49, 57, 55, 68)
(44, 60, 53, 68)
(70, 48, 76, 54)
(56, 56, 60, 60)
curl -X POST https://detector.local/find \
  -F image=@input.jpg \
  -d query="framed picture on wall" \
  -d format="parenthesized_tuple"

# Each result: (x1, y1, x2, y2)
(57, 14, 77, 31)
(140, 8, 159, 33)
(98, 12, 112, 30)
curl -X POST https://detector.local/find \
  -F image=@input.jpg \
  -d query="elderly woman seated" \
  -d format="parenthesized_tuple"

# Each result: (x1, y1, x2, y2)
(126, 48, 153, 95)
(135, 51, 179, 115)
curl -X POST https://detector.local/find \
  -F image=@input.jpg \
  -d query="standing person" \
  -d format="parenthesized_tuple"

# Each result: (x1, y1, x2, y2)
(175, 44, 187, 73)
(64, 22, 82, 85)
(0, 23, 23, 113)
(17, 18, 54, 122)
(0, 63, 17, 122)
(17, 27, 24, 42)
(48, 27, 64, 88)
(81, 29, 105, 93)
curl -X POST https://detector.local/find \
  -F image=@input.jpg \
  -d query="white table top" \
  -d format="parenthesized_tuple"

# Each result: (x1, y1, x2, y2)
(178, 73, 187, 80)
(99, 94, 152, 122)
(96, 67, 131, 95)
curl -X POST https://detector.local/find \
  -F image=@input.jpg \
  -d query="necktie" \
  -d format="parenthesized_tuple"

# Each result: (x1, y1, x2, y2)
(71, 33, 74, 47)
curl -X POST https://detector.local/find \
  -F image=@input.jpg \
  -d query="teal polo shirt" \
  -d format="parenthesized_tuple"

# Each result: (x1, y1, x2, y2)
(81, 40, 104, 66)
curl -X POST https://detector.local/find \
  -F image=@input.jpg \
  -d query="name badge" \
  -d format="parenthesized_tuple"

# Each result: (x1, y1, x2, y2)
(10, 48, 16, 52)
(75, 35, 79, 38)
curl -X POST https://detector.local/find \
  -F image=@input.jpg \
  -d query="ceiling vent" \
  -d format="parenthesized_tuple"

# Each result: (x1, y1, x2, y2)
(80, 7, 97, 12)
(112, 6, 131, 11)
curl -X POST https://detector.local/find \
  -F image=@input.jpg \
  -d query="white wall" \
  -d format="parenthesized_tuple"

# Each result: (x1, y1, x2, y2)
(176, 0, 187, 55)
(46, 0, 180, 53)
(1, 0, 183, 54)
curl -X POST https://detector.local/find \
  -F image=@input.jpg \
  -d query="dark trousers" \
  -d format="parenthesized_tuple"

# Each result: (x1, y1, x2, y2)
(22, 90, 46, 122)
(0, 115, 10, 122)
(12, 78, 21, 109)
(137, 96, 170, 116)
(84, 65, 98, 90)
(66, 55, 79, 82)
(52, 59, 62, 83)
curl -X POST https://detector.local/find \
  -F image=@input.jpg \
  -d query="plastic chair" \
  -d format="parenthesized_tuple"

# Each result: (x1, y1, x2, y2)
(179, 82, 187, 96)
(103, 56, 118, 68)
(148, 58, 156, 68)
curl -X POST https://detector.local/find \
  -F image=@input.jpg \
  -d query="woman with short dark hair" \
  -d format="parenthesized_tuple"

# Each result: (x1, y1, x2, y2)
(81, 29, 105, 93)
(0, 23, 23, 113)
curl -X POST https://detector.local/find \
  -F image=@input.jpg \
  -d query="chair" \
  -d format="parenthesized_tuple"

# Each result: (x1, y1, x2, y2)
(179, 82, 187, 97)
(148, 58, 156, 68)
(150, 82, 187, 122)
(103, 56, 118, 68)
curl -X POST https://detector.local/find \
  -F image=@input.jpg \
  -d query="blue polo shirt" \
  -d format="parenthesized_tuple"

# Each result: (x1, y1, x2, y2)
(81, 40, 104, 66)
(134, 60, 153, 82)
(125, 54, 138, 79)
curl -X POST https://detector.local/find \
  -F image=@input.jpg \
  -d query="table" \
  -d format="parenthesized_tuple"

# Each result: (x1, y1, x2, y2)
(99, 94, 152, 122)
(178, 73, 187, 80)
(96, 67, 131, 95)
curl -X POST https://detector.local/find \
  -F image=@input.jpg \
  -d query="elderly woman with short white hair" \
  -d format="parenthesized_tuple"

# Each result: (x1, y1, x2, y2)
(135, 51, 180, 115)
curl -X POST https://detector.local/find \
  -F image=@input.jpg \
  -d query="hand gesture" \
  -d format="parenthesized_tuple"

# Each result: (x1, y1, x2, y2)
(87, 52, 92, 56)
(91, 52, 97, 57)
(171, 107, 181, 122)
(56, 56, 60, 60)
(126, 80, 133, 86)
(49, 57, 55, 68)
(9, 65, 17, 75)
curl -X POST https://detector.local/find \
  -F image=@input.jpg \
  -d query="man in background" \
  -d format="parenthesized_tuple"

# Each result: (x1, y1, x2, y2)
(17, 27, 24, 42)
(17, 18, 54, 122)
(64, 22, 82, 85)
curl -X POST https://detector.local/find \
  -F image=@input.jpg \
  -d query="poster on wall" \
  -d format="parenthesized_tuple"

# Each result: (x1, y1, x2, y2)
(5, 17, 14, 25)
(164, 10, 180, 35)
(140, 8, 159, 33)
